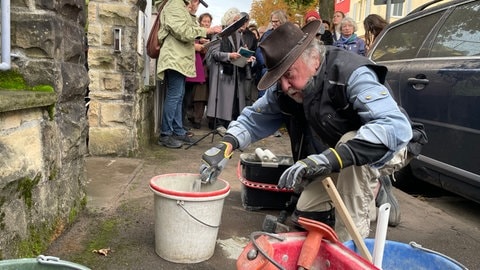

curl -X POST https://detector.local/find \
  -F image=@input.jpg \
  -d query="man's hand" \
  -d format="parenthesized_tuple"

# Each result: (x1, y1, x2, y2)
(200, 142, 234, 183)
(278, 154, 332, 189)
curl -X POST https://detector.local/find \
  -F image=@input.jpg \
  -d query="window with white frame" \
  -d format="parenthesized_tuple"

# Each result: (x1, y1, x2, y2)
(392, 3, 404, 17)
(353, 1, 362, 21)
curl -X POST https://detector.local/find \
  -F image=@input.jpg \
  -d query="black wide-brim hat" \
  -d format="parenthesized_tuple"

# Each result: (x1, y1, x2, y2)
(257, 20, 322, 90)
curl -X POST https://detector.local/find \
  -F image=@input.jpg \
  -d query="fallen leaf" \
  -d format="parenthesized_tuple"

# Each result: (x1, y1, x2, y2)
(92, 247, 111, 256)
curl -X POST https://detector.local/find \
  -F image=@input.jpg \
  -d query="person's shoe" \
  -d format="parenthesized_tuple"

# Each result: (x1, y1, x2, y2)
(173, 134, 195, 145)
(192, 122, 201, 129)
(376, 175, 401, 227)
(158, 135, 182, 149)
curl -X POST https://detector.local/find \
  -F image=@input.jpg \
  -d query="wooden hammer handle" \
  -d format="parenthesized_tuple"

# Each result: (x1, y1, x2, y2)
(322, 177, 373, 262)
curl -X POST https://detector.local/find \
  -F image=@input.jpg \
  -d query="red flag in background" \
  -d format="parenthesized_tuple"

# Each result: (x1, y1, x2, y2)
(335, 0, 350, 13)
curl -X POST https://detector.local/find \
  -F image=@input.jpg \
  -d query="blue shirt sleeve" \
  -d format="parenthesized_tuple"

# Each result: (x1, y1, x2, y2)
(226, 84, 284, 149)
(347, 66, 412, 166)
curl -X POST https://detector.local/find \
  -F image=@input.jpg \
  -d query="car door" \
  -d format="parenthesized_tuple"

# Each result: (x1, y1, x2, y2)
(397, 1, 480, 184)
(370, 0, 480, 201)
(369, 10, 445, 101)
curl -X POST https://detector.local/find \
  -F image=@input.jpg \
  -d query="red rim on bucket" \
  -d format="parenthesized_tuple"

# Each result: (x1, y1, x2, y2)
(149, 173, 230, 198)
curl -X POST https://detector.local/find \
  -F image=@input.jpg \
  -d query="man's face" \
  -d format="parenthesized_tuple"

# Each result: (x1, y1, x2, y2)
(279, 56, 318, 103)
(270, 15, 282, 30)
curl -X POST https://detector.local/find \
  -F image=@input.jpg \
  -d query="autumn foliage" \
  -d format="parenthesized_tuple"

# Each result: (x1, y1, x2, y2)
(249, 0, 319, 28)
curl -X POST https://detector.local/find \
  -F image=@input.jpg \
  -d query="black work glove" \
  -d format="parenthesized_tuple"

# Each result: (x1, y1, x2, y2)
(199, 135, 238, 183)
(278, 147, 352, 189)
(407, 122, 428, 156)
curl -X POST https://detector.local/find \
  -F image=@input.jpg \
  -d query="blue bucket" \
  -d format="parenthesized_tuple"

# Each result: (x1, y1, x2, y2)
(344, 239, 467, 270)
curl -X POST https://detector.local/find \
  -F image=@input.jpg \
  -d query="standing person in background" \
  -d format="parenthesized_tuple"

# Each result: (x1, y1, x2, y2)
(331, 10, 345, 42)
(257, 25, 267, 39)
(254, 10, 288, 99)
(248, 23, 260, 39)
(304, 10, 333, 45)
(205, 8, 255, 129)
(333, 17, 366, 56)
(254, 10, 289, 137)
(322, 20, 331, 34)
(184, 12, 213, 130)
(239, 12, 258, 106)
(250, 27, 261, 40)
(364, 14, 388, 53)
(156, 0, 221, 148)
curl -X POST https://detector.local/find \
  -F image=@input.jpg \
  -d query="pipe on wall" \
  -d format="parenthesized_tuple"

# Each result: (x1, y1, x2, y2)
(0, 0, 11, 71)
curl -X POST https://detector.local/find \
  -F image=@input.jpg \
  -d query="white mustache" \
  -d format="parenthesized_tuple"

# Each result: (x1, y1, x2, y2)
(287, 88, 299, 95)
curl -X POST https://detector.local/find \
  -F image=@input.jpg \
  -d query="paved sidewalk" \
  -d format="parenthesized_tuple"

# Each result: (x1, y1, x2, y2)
(45, 127, 480, 269)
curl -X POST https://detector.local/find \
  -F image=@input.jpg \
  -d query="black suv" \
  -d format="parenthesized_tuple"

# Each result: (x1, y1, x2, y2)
(368, 0, 480, 203)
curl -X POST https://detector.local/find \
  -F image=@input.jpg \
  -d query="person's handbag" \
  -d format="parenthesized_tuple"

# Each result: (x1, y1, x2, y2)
(146, 0, 168, 59)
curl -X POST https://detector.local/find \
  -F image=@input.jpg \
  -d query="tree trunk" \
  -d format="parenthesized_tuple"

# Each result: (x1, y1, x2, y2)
(319, 0, 334, 24)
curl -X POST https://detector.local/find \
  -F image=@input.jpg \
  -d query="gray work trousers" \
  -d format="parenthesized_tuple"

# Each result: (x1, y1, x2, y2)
(296, 131, 410, 242)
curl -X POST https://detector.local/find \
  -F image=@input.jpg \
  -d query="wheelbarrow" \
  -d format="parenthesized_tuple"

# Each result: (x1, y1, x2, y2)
(237, 217, 467, 270)
(236, 217, 378, 270)
(237, 177, 467, 270)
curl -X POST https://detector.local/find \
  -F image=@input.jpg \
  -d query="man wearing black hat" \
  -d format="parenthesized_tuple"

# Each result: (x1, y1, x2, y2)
(199, 21, 426, 241)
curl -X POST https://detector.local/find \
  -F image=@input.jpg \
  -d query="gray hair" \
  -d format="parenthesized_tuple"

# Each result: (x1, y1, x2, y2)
(301, 38, 325, 67)
(340, 17, 358, 32)
(222, 8, 240, 26)
(270, 10, 288, 25)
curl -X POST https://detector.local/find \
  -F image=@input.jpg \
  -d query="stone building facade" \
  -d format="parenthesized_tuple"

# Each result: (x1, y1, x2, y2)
(0, 0, 154, 258)
(86, 0, 155, 156)
(0, 0, 89, 258)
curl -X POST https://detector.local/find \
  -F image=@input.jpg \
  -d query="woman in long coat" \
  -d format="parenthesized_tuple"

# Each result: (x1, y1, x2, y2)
(205, 8, 251, 129)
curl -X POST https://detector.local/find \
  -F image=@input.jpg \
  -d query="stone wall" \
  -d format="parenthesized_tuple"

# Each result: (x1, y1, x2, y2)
(87, 0, 154, 156)
(0, 0, 88, 259)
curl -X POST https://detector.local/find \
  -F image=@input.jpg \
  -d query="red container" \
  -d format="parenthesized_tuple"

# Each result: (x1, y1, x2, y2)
(237, 231, 378, 270)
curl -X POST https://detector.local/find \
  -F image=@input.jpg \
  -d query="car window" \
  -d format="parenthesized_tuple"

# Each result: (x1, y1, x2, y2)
(371, 12, 444, 62)
(430, 1, 480, 57)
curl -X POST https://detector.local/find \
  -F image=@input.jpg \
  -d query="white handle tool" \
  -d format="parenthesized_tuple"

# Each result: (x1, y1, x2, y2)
(373, 203, 390, 268)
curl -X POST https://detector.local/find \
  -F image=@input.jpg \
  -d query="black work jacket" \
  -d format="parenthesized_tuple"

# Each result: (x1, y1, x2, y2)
(276, 46, 388, 161)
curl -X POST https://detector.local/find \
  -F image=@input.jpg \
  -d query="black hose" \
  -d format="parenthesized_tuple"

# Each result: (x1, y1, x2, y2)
(249, 231, 286, 270)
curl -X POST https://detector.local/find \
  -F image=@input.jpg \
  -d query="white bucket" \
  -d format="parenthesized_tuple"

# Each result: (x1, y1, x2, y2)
(149, 173, 230, 263)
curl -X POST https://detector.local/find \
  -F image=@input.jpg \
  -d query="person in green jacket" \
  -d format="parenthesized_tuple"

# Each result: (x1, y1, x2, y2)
(156, 0, 221, 148)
